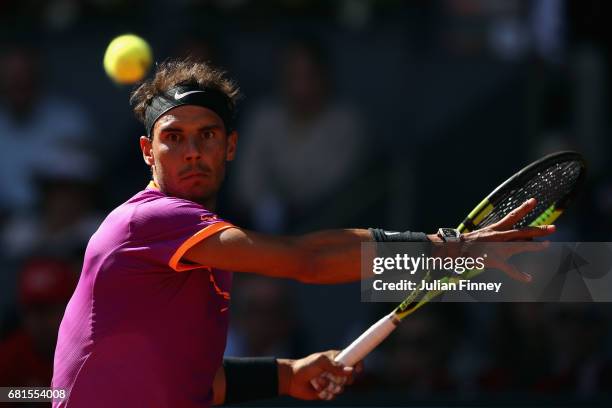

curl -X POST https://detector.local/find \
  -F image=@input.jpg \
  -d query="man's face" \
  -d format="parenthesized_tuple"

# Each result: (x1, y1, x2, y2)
(140, 105, 237, 207)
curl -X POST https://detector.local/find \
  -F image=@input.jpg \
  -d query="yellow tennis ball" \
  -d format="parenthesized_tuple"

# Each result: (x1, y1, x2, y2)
(103, 34, 153, 85)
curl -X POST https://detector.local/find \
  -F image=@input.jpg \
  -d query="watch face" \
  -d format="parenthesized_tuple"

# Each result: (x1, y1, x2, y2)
(441, 228, 459, 238)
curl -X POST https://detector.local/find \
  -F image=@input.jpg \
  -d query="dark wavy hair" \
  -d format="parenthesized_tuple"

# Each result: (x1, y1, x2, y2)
(130, 59, 241, 126)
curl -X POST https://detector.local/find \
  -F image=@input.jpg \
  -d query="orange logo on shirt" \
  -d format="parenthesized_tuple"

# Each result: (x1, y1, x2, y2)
(201, 214, 219, 222)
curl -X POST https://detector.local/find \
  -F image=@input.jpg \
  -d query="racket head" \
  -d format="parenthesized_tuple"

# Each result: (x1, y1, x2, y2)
(393, 151, 586, 321)
(457, 151, 586, 233)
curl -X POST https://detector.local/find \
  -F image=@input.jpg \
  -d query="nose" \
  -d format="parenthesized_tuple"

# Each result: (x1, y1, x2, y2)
(183, 136, 202, 162)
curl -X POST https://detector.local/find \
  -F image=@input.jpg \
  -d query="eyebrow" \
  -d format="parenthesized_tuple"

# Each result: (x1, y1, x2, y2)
(159, 127, 183, 133)
(199, 125, 223, 131)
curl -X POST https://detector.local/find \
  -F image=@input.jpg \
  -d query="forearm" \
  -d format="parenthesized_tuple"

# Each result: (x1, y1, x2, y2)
(293, 229, 440, 284)
(293, 228, 373, 249)
(291, 229, 373, 284)
(277, 358, 294, 396)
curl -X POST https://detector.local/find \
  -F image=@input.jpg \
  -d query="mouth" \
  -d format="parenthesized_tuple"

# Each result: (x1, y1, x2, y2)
(181, 171, 209, 181)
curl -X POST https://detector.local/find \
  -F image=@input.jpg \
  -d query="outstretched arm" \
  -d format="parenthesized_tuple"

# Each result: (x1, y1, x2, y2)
(184, 228, 373, 284)
(185, 199, 554, 284)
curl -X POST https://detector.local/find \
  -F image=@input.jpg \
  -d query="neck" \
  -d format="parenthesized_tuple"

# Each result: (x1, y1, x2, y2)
(200, 197, 217, 212)
(148, 179, 217, 211)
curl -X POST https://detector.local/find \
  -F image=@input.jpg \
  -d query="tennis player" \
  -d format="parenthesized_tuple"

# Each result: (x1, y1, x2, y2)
(51, 60, 555, 407)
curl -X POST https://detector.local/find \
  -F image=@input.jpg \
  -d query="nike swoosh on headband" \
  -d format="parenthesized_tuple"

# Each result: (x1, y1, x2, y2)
(145, 87, 234, 136)
(174, 90, 206, 100)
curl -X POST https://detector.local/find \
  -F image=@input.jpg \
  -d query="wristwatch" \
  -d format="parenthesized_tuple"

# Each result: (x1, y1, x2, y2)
(437, 228, 461, 242)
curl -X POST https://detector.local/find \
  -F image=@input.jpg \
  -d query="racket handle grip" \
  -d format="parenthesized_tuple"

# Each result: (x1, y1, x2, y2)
(333, 313, 398, 366)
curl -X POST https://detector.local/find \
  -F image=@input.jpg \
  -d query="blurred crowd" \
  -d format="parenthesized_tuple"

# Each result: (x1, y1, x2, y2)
(1, 0, 611, 405)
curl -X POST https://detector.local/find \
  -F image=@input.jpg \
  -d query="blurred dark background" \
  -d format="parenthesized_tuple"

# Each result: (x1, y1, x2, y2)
(1, 0, 611, 406)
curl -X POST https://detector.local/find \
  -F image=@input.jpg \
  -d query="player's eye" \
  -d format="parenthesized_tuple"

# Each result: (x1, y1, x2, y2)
(166, 133, 181, 143)
(202, 130, 215, 140)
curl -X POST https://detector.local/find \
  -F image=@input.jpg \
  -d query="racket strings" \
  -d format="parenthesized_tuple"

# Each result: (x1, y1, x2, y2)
(478, 160, 583, 229)
(395, 154, 585, 322)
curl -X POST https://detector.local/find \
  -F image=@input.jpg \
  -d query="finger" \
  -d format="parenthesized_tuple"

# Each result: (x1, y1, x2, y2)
(312, 372, 337, 393)
(325, 372, 348, 385)
(519, 225, 556, 237)
(310, 376, 324, 392)
(493, 198, 537, 230)
(317, 353, 350, 377)
(344, 366, 356, 385)
(314, 375, 331, 399)
(318, 389, 337, 401)
(322, 372, 347, 394)
(493, 225, 555, 241)
(325, 380, 344, 394)
(494, 260, 532, 282)
(317, 389, 331, 400)
(345, 362, 363, 385)
(504, 240, 550, 256)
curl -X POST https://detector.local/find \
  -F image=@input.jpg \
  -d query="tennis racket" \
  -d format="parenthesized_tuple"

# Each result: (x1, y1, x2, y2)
(329, 151, 586, 369)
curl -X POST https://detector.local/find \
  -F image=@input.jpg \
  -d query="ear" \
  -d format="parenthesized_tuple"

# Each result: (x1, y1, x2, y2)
(140, 136, 154, 167)
(226, 131, 238, 161)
